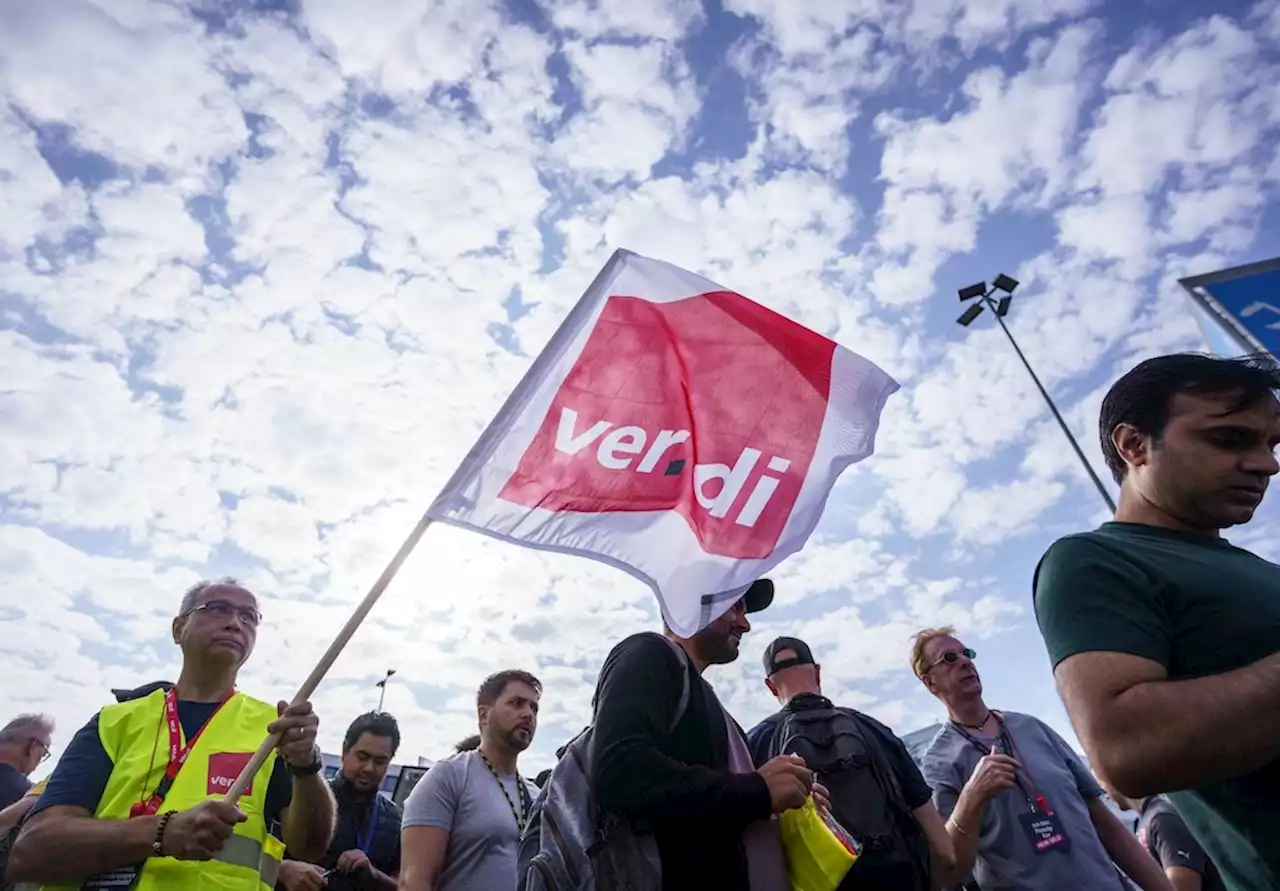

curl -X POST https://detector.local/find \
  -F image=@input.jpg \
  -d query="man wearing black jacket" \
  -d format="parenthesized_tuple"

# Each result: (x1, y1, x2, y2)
(590, 579, 816, 891)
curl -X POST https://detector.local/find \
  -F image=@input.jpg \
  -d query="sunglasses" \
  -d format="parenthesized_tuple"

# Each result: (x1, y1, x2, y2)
(925, 647, 977, 673)
(186, 599, 262, 628)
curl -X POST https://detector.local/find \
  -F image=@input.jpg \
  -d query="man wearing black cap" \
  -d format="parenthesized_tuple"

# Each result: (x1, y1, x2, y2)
(747, 636, 956, 891)
(591, 579, 817, 891)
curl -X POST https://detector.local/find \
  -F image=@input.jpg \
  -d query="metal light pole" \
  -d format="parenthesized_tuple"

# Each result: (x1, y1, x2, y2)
(956, 275, 1117, 514)
(375, 669, 396, 712)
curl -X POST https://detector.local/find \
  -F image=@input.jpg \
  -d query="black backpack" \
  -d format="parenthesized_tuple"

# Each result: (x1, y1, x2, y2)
(772, 705, 931, 890)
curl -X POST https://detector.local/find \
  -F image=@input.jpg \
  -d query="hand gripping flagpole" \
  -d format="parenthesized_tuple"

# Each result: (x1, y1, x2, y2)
(222, 512, 435, 805)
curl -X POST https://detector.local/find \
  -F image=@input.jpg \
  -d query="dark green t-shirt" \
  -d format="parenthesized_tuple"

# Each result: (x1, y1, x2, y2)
(1034, 522, 1280, 891)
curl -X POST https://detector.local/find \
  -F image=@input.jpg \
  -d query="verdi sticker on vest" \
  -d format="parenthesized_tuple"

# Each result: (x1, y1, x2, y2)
(208, 751, 255, 796)
(498, 291, 834, 559)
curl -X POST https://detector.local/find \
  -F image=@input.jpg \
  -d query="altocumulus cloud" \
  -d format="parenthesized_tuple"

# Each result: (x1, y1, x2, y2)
(1, 0, 1279, 772)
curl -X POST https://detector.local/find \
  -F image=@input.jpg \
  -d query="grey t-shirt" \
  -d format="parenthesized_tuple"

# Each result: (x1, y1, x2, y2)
(402, 750, 536, 891)
(921, 711, 1124, 891)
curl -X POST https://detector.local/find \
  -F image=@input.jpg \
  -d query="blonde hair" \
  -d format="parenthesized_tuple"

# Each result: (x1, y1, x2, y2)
(909, 626, 957, 679)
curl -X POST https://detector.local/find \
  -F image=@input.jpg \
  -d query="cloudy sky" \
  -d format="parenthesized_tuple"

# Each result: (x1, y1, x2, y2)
(3, 0, 1279, 777)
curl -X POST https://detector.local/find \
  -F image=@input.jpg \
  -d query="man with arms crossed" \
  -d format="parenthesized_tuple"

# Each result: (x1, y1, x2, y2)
(1034, 354, 1280, 891)
(399, 670, 540, 891)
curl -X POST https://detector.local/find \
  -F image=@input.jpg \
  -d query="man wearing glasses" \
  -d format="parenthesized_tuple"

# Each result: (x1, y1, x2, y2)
(0, 715, 54, 809)
(9, 578, 336, 890)
(908, 627, 1171, 891)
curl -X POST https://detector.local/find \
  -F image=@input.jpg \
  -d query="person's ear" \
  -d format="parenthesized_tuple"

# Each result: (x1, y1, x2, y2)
(813, 664, 822, 689)
(172, 615, 184, 646)
(765, 678, 778, 698)
(1112, 423, 1151, 473)
(477, 704, 489, 731)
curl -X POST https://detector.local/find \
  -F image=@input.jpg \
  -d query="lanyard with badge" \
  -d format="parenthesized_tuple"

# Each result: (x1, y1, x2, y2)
(82, 688, 235, 891)
(478, 752, 532, 834)
(952, 714, 1072, 856)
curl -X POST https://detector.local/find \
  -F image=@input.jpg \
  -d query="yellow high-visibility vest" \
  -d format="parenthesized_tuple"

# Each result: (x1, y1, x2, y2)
(38, 688, 285, 891)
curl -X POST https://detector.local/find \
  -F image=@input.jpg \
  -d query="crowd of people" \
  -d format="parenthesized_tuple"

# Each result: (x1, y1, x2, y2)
(0, 350, 1275, 891)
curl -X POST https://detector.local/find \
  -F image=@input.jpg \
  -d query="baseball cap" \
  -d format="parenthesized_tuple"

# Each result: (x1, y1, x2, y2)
(742, 578, 774, 614)
(762, 636, 815, 677)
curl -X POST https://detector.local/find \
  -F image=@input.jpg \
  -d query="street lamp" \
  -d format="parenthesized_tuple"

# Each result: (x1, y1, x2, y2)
(955, 276, 1117, 514)
(375, 669, 396, 712)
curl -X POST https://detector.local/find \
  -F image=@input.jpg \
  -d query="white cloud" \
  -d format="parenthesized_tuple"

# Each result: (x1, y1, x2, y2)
(2, 0, 1278, 779)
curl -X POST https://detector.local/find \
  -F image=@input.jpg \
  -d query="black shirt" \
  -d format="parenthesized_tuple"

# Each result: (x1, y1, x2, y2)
(1138, 797, 1226, 891)
(317, 775, 401, 875)
(744, 692, 934, 811)
(590, 632, 772, 891)
(0, 764, 31, 810)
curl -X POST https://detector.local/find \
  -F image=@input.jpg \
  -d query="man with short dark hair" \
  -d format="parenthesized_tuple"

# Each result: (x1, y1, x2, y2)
(591, 579, 816, 891)
(1034, 353, 1280, 891)
(0, 715, 53, 810)
(9, 578, 336, 889)
(399, 670, 540, 891)
(747, 637, 953, 891)
(279, 712, 403, 891)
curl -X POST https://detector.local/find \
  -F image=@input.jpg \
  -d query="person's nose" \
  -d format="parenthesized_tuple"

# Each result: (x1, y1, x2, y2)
(1246, 445, 1280, 477)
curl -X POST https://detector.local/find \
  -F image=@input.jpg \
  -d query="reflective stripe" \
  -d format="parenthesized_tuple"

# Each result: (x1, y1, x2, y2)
(213, 833, 265, 869)
(260, 850, 281, 888)
(211, 832, 282, 885)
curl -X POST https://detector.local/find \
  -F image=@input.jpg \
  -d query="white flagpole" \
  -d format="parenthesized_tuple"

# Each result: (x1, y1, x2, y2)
(223, 512, 435, 804)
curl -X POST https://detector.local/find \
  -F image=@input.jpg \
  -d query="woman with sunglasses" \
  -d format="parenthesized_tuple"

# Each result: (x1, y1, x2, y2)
(907, 627, 1172, 891)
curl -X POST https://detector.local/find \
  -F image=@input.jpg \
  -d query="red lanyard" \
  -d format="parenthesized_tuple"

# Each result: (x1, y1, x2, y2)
(953, 713, 1051, 814)
(130, 687, 234, 818)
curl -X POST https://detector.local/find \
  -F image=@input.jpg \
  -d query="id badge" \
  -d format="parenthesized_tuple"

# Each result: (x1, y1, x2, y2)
(1018, 810, 1071, 854)
(81, 863, 143, 891)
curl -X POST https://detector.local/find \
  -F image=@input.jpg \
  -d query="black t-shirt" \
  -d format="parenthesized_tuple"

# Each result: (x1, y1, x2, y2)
(316, 776, 401, 875)
(1137, 797, 1226, 891)
(0, 764, 32, 810)
(1035, 522, 1280, 891)
(747, 694, 933, 891)
(32, 700, 292, 826)
(744, 693, 933, 811)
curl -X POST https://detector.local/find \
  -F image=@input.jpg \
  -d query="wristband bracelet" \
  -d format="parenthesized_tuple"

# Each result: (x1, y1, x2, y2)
(153, 810, 175, 857)
(947, 817, 972, 838)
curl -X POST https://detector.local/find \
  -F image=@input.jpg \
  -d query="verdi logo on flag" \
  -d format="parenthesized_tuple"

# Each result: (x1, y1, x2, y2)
(497, 291, 835, 558)
(428, 249, 899, 635)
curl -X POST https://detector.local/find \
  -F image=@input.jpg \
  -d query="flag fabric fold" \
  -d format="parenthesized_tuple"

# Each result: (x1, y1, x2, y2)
(428, 249, 899, 636)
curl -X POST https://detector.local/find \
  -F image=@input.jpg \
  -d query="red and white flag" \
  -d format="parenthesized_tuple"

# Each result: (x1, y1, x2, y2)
(428, 250, 899, 635)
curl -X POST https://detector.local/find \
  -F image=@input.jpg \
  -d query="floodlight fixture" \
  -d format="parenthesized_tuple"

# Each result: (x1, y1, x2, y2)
(958, 282, 987, 302)
(957, 303, 985, 327)
(995, 296, 1012, 317)
(992, 273, 1020, 294)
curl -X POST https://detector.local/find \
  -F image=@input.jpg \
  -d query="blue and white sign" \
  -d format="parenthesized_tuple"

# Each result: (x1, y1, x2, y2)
(1180, 257, 1280, 358)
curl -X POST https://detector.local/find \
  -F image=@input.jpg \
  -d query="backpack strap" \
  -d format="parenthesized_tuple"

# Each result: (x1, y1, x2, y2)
(659, 636, 691, 734)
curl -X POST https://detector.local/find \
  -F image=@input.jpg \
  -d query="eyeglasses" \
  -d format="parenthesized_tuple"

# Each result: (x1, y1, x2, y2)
(186, 599, 262, 628)
(925, 647, 977, 673)
(30, 739, 51, 764)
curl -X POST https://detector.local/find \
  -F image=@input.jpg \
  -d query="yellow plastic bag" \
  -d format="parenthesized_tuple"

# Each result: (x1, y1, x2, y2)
(779, 797, 860, 891)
